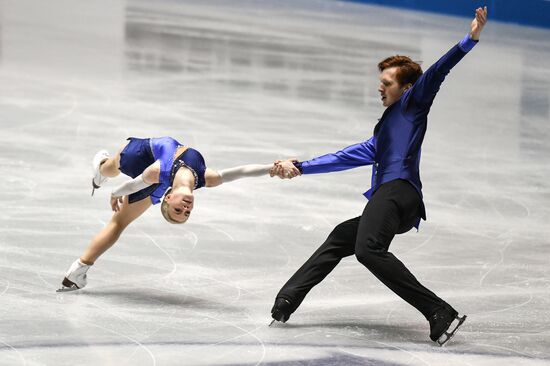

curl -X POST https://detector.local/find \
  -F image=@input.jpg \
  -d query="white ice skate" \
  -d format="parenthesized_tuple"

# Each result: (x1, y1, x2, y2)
(91, 149, 110, 196)
(56, 259, 92, 292)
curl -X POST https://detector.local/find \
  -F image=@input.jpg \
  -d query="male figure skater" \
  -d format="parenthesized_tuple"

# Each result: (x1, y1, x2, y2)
(270, 7, 488, 346)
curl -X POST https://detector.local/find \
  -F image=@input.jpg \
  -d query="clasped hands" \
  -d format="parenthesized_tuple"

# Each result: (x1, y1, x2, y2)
(270, 159, 301, 179)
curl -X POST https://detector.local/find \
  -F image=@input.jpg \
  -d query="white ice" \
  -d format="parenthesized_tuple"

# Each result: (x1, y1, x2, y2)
(0, 0, 549, 365)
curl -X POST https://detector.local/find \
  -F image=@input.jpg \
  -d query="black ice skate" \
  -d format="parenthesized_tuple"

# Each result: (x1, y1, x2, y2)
(429, 307, 467, 346)
(269, 298, 292, 326)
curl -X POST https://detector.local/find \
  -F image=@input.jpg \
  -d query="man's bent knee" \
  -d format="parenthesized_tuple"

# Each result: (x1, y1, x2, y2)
(355, 236, 386, 266)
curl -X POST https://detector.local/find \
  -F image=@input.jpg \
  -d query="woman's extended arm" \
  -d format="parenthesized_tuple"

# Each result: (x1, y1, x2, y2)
(205, 164, 273, 187)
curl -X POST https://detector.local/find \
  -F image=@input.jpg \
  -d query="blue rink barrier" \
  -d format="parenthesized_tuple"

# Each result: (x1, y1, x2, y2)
(341, 0, 550, 29)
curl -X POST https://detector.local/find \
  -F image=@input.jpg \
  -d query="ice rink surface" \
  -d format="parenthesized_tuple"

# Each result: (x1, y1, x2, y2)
(1, 0, 549, 365)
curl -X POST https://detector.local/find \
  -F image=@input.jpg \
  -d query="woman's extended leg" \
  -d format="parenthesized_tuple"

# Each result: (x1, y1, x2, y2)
(98, 146, 125, 178)
(59, 196, 151, 291)
(92, 145, 127, 195)
(80, 196, 151, 263)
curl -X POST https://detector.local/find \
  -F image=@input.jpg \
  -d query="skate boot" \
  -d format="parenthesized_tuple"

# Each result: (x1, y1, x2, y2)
(269, 298, 293, 326)
(429, 307, 467, 346)
(57, 259, 92, 292)
(91, 150, 110, 196)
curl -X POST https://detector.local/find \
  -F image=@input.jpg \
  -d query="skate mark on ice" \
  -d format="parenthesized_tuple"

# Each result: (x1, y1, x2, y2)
(473, 343, 538, 359)
(490, 289, 534, 314)
(211, 226, 235, 242)
(87, 298, 141, 333)
(478, 236, 513, 287)
(0, 279, 10, 296)
(141, 230, 178, 281)
(401, 223, 439, 255)
(277, 242, 293, 269)
(370, 341, 433, 366)
(385, 303, 400, 324)
(0, 338, 27, 366)
(2, 89, 78, 133)
(337, 336, 434, 365)
(86, 298, 177, 363)
(85, 317, 157, 366)
(188, 311, 267, 366)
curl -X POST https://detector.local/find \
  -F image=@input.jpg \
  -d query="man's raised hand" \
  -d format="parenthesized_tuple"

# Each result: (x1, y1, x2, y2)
(470, 6, 488, 41)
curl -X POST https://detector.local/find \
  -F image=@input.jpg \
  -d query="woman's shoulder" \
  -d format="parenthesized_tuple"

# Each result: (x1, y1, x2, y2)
(204, 168, 221, 188)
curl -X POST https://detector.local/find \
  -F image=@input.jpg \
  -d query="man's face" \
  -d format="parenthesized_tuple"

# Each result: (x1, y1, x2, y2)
(378, 67, 408, 107)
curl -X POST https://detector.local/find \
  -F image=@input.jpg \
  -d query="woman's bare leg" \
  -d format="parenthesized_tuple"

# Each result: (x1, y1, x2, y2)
(80, 196, 152, 264)
(99, 146, 125, 178)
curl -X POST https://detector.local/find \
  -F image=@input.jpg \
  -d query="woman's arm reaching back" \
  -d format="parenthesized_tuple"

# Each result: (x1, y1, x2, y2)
(205, 164, 273, 187)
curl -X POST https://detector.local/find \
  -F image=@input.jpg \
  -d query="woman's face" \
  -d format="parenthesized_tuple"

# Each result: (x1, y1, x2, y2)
(165, 191, 194, 223)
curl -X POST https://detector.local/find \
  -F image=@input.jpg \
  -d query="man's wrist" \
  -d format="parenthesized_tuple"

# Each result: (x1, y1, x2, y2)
(459, 33, 478, 52)
(292, 160, 303, 173)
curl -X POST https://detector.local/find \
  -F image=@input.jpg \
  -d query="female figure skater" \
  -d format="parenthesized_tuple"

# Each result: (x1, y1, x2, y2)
(58, 136, 273, 292)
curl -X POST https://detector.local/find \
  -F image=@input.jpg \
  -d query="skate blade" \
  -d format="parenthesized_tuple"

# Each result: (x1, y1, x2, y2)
(437, 315, 467, 346)
(91, 179, 100, 196)
(56, 285, 79, 293)
(57, 277, 81, 292)
(268, 319, 276, 327)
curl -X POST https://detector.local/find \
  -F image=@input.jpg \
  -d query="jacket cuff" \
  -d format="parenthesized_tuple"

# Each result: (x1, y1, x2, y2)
(458, 33, 478, 53)
(292, 160, 303, 173)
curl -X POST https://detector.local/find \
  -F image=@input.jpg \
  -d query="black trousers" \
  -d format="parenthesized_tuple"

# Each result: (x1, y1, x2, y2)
(276, 179, 450, 319)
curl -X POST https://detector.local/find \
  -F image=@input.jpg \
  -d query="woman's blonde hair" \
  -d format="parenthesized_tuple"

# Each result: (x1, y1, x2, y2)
(160, 188, 186, 224)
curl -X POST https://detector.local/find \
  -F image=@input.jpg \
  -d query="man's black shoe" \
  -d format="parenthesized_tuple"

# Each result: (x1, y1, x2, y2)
(429, 307, 467, 346)
(271, 298, 292, 323)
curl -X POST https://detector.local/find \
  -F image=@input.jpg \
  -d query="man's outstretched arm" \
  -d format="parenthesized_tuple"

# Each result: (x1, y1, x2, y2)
(403, 7, 488, 113)
(273, 137, 376, 179)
